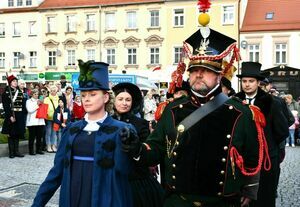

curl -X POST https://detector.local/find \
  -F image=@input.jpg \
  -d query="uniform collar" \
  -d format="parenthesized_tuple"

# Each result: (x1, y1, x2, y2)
(191, 85, 222, 105)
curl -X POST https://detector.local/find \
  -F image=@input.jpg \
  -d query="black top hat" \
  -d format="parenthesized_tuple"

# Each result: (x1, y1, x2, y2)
(77, 60, 110, 91)
(236, 62, 265, 80)
(184, 28, 238, 73)
(112, 82, 143, 112)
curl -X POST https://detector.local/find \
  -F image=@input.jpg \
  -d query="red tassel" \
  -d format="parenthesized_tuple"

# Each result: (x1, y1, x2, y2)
(198, 0, 211, 12)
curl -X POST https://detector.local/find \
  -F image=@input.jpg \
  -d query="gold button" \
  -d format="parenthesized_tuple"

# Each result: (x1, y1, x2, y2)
(175, 141, 179, 145)
(223, 146, 228, 151)
(226, 134, 231, 139)
(221, 158, 226, 162)
(172, 186, 176, 189)
(229, 106, 233, 110)
(217, 192, 222, 196)
(172, 164, 176, 168)
(173, 152, 177, 156)
(179, 104, 183, 108)
(220, 170, 225, 174)
(219, 181, 224, 185)
(172, 175, 176, 179)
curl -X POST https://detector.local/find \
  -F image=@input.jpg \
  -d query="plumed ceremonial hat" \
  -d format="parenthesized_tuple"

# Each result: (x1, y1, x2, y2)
(185, 28, 239, 73)
(180, 0, 240, 76)
(77, 59, 110, 91)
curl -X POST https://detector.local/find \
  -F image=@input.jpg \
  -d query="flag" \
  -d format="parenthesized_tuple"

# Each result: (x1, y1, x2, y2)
(152, 66, 161, 72)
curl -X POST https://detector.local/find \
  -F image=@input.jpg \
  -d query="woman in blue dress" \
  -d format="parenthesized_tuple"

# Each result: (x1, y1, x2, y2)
(32, 60, 135, 207)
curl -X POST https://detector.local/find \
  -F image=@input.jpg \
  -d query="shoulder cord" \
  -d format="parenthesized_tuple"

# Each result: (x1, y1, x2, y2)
(230, 105, 271, 177)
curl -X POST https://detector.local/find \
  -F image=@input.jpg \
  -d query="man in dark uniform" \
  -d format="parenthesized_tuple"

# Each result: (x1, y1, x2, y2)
(1, 75, 26, 158)
(121, 5, 270, 205)
(235, 62, 289, 207)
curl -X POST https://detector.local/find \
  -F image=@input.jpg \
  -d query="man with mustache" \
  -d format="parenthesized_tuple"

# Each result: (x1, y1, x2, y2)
(122, 26, 269, 206)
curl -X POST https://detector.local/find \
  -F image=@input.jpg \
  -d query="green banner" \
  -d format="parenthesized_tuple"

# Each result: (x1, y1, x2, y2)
(45, 72, 79, 81)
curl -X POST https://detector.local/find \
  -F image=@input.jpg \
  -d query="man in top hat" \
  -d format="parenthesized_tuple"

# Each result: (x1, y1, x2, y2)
(235, 62, 289, 207)
(1, 75, 26, 158)
(121, 1, 269, 206)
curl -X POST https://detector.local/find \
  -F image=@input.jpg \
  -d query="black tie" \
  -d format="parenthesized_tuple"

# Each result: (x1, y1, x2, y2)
(247, 98, 254, 105)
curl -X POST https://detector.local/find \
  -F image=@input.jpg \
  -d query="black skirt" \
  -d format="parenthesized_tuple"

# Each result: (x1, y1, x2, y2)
(130, 175, 164, 207)
(70, 131, 96, 207)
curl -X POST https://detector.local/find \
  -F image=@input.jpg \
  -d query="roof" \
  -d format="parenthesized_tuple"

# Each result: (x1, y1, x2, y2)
(0, 7, 38, 13)
(241, 0, 300, 32)
(38, 0, 163, 9)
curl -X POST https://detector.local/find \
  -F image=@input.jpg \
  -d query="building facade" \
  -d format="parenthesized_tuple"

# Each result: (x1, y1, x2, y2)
(0, 0, 239, 87)
(240, 0, 300, 97)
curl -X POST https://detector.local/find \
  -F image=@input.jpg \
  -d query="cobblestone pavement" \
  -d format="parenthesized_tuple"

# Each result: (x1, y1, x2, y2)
(0, 147, 299, 207)
(276, 146, 300, 207)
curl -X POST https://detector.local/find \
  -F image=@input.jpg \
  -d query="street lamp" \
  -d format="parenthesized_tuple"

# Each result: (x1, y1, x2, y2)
(20, 66, 25, 79)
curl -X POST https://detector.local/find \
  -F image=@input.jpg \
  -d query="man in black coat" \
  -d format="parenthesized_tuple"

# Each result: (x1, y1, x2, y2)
(235, 62, 289, 207)
(1, 75, 26, 158)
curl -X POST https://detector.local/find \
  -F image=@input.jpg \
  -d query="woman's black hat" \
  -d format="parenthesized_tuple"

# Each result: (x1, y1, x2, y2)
(112, 82, 143, 111)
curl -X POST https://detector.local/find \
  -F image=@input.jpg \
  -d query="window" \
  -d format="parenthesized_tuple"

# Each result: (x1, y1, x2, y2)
(29, 21, 36, 35)
(17, 0, 23, 6)
(105, 13, 116, 30)
(0, 53, 5, 68)
(248, 44, 260, 62)
(13, 22, 21, 36)
(29, 51, 37, 67)
(86, 14, 95, 31)
(67, 50, 76, 66)
(8, 0, 14, 7)
(275, 43, 287, 64)
(265, 12, 274, 20)
(127, 11, 137, 29)
(13, 52, 20, 68)
(174, 9, 184, 27)
(150, 10, 159, 27)
(47, 17, 55, 33)
(222, 5, 234, 24)
(174, 47, 183, 64)
(87, 49, 95, 61)
(0, 23, 5, 37)
(26, 0, 32, 6)
(66, 15, 76, 32)
(150, 48, 159, 64)
(107, 49, 115, 65)
(48, 51, 56, 66)
(128, 48, 136, 64)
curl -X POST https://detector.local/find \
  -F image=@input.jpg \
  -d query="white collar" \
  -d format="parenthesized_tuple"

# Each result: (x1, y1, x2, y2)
(245, 91, 258, 99)
(191, 84, 220, 98)
(83, 112, 108, 132)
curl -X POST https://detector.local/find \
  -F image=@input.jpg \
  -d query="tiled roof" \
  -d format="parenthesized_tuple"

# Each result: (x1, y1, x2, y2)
(38, 0, 163, 9)
(241, 0, 300, 32)
(0, 7, 38, 13)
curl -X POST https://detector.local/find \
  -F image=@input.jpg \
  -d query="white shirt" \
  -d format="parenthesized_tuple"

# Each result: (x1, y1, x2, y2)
(245, 92, 257, 105)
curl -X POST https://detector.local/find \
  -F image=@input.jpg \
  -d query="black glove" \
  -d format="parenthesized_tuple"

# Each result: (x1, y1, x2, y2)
(120, 127, 141, 158)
